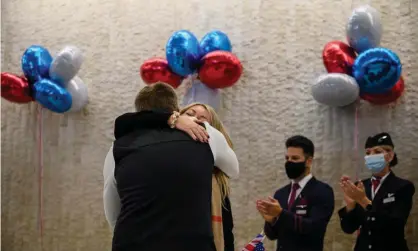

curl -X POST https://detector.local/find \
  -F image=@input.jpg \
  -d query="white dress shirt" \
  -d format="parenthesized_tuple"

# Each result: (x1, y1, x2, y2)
(371, 171, 390, 200)
(103, 121, 239, 230)
(288, 173, 313, 203)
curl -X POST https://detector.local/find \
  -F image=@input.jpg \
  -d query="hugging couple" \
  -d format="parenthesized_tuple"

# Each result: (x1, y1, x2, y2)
(103, 82, 239, 251)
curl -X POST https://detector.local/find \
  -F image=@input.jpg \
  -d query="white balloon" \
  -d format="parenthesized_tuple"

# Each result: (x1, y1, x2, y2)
(311, 73, 359, 107)
(346, 5, 382, 53)
(49, 46, 84, 86)
(66, 76, 88, 112)
(182, 80, 221, 111)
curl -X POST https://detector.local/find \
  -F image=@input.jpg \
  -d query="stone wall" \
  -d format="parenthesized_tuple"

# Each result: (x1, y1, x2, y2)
(2, 0, 417, 250)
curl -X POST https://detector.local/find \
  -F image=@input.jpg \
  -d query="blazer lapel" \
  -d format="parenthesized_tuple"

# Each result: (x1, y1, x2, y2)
(280, 184, 291, 210)
(372, 172, 395, 208)
(290, 177, 316, 211)
(363, 179, 372, 201)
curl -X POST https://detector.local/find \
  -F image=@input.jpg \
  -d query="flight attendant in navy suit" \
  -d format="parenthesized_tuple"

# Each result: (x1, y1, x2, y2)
(339, 132, 415, 251)
(256, 135, 335, 251)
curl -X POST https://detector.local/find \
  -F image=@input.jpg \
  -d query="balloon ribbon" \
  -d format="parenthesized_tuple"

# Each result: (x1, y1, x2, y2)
(354, 104, 359, 180)
(37, 105, 44, 248)
(354, 103, 360, 238)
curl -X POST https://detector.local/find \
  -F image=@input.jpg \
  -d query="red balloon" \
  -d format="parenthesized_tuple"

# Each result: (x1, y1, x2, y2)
(360, 76, 405, 105)
(198, 51, 243, 89)
(140, 58, 183, 89)
(323, 41, 357, 75)
(1, 72, 33, 103)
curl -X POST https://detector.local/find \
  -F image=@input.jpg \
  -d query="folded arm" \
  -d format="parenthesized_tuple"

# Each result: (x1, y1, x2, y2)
(204, 122, 239, 178)
(115, 110, 239, 178)
(114, 110, 172, 139)
(103, 146, 121, 230)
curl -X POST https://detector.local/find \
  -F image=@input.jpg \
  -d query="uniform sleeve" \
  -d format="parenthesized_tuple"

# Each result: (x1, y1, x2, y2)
(204, 122, 239, 178)
(264, 219, 280, 240)
(103, 145, 121, 230)
(338, 204, 365, 234)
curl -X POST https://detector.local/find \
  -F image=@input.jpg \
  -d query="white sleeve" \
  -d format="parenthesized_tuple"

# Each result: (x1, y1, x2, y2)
(204, 122, 239, 178)
(103, 145, 121, 230)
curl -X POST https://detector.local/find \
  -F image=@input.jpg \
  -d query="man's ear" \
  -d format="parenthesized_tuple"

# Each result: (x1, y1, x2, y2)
(306, 156, 313, 167)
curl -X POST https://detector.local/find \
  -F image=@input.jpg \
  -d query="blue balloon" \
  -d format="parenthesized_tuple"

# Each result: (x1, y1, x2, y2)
(353, 48, 402, 94)
(21, 45, 53, 84)
(166, 30, 201, 77)
(200, 30, 232, 56)
(33, 79, 72, 113)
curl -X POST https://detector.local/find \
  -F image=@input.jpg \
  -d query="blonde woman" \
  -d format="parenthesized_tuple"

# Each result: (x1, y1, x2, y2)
(181, 103, 235, 251)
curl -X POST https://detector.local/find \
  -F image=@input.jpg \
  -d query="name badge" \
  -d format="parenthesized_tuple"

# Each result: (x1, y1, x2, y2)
(296, 210, 307, 215)
(383, 197, 395, 204)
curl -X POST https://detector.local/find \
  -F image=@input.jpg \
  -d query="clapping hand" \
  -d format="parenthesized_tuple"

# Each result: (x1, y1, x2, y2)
(340, 176, 356, 210)
(340, 176, 371, 209)
(256, 197, 283, 223)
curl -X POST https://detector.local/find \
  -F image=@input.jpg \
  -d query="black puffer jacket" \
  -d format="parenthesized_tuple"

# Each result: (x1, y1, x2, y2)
(111, 110, 215, 251)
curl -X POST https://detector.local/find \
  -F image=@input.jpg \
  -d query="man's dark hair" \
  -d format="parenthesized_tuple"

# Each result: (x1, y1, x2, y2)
(286, 135, 315, 158)
(134, 82, 179, 112)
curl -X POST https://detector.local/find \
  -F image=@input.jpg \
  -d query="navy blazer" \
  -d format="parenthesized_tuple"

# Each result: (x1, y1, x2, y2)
(338, 172, 415, 251)
(264, 177, 335, 251)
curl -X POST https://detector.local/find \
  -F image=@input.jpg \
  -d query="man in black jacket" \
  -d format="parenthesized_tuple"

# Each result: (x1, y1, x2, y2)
(103, 83, 239, 251)
(256, 135, 335, 251)
(339, 132, 415, 251)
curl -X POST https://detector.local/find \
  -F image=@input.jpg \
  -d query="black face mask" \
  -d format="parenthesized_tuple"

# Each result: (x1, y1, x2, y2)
(285, 161, 306, 179)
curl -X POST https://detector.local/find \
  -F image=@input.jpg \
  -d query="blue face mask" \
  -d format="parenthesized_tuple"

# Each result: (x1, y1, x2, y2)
(365, 153, 387, 173)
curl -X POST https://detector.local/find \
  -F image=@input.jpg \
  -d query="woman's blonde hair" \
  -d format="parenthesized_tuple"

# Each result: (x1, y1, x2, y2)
(180, 103, 233, 202)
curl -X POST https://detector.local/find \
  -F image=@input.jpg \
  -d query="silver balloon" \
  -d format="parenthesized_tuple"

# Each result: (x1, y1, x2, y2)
(182, 80, 221, 111)
(66, 76, 88, 112)
(49, 46, 84, 86)
(346, 5, 382, 53)
(311, 73, 359, 107)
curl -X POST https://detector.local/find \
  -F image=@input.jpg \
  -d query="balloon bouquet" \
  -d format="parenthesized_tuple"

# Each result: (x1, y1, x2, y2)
(140, 30, 243, 110)
(1, 45, 88, 113)
(312, 5, 404, 107)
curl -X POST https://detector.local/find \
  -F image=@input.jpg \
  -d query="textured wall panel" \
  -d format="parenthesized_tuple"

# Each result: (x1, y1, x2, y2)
(1, 0, 417, 250)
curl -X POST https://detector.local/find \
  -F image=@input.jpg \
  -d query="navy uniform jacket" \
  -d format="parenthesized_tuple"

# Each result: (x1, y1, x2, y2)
(264, 177, 335, 251)
(338, 172, 415, 251)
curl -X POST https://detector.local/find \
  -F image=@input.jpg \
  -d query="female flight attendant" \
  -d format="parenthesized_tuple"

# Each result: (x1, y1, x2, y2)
(339, 132, 415, 251)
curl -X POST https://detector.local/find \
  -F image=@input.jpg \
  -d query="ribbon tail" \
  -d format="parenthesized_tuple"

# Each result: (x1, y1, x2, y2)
(353, 103, 360, 238)
(37, 105, 44, 248)
(354, 104, 359, 180)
